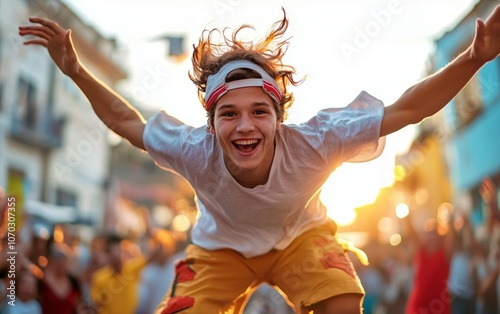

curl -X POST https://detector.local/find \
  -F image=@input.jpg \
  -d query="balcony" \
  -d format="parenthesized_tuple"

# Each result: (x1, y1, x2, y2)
(10, 115, 65, 150)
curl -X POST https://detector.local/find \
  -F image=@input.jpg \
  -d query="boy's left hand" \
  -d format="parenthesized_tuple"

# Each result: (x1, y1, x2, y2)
(472, 5, 500, 63)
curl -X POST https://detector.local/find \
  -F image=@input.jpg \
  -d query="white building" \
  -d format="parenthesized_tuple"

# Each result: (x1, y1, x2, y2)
(0, 0, 127, 233)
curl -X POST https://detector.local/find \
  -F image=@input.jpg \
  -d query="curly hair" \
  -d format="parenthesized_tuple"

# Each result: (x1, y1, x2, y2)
(189, 8, 302, 128)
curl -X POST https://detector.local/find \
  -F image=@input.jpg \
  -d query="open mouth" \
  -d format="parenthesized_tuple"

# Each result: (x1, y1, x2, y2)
(232, 139, 260, 153)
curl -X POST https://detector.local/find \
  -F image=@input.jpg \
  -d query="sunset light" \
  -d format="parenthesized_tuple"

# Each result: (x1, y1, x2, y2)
(321, 161, 393, 226)
(7, 0, 499, 312)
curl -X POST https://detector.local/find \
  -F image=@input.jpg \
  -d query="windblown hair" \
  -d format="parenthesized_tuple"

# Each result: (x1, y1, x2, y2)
(189, 8, 302, 128)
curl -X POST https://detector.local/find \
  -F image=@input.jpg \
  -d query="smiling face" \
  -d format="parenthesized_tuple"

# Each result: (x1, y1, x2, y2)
(211, 86, 280, 187)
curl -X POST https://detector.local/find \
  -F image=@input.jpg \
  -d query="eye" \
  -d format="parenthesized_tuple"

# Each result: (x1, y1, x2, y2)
(221, 112, 236, 117)
(255, 110, 267, 115)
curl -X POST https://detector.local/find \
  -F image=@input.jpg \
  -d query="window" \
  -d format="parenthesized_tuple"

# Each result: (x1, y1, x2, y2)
(16, 77, 37, 129)
(55, 188, 77, 207)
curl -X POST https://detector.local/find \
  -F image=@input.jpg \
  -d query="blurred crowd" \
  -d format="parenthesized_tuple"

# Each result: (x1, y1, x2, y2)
(355, 177, 500, 314)
(0, 177, 498, 314)
(0, 193, 189, 314)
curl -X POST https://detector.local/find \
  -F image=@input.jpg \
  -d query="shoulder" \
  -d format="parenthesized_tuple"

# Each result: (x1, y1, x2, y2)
(142, 111, 215, 170)
(145, 112, 213, 148)
(125, 256, 148, 272)
(91, 266, 112, 283)
(145, 111, 205, 135)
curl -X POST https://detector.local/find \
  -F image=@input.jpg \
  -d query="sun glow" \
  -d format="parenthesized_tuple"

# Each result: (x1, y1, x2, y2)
(321, 161, 392, 226)
(326, 206, 357, 226)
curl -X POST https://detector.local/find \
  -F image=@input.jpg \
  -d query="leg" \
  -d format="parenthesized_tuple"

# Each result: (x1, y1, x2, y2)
(307, 293, 363, 314)
(154, 244, 259, 314)
(269, 220, 365, 313)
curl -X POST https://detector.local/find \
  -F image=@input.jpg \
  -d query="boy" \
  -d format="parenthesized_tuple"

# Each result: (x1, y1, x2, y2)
(19, 6, 500, 314)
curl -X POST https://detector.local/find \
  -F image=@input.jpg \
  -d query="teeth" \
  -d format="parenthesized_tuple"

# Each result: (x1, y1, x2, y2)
(234, 139, 258, 145)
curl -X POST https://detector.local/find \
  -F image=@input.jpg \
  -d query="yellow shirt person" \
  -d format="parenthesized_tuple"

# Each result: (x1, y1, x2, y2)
(90, 256, 147, 314)
(90, 234, 148, 314)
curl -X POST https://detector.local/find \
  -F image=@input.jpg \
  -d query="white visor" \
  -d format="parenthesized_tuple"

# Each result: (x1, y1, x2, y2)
(204, 60, 282, 110)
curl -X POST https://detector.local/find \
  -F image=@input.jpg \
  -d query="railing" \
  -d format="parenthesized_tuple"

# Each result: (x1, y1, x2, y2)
(10, 115, 66, 149)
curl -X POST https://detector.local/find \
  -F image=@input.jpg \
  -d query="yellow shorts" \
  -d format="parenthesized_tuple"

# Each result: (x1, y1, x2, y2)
(154, 220, 365, 314)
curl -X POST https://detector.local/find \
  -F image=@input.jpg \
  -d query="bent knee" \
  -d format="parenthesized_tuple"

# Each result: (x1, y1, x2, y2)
(307, 293, 363, 314)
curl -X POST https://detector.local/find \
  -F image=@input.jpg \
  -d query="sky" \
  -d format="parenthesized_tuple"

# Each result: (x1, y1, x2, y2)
(62, 0, 479, 226)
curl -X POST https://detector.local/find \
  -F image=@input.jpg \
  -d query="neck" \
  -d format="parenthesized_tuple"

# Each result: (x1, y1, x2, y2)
(111, 262, 122, 274)
(235, 171, 269, 188)
(226, 146, 275, 188)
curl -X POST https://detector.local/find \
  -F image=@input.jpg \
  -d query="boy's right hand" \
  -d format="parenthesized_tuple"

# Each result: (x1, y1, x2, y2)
(19, 17, 81, 78)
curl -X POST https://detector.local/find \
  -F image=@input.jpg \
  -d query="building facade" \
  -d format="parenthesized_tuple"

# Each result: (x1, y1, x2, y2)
(433, 0, 500, 229)
(0, 0, 127, 233)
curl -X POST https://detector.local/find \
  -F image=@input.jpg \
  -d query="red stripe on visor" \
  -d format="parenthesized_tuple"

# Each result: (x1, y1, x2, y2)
(205, 85, 228, 110)
(263, 81, 281, 102)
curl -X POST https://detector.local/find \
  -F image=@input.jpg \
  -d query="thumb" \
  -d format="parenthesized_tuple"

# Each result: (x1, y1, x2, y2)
(64, 29, 72, 48)
(474, 18, 485, 45)
(471, 18, 487, 61)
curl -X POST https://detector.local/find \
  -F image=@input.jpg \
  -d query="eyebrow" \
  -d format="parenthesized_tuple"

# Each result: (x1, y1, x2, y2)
(217, 101, 273, 112)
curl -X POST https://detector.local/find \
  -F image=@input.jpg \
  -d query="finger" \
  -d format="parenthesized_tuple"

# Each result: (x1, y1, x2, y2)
(23, 39, 48, 47)
(19, 29, 51, 41)
(19, 25, 56, 36)
(28, 16, 65, 35)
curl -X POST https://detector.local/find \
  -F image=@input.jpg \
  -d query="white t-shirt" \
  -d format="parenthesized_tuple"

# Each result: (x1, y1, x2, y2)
(144, 91, 385, 258)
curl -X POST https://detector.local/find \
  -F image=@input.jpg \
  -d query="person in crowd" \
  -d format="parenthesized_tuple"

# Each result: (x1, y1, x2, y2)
(38, 240, 82, 314)
(137, 229, 177, 314)
(448, 213, 478, 314)
(80, 234, 108, 307)
(380, 245, 413, 314)
(136, 205, 178, 314)
(89, 232, 162, 314)
(403, 210, 455, 314)
(4, 268, 42, 314)
(476, 177, 500, 314)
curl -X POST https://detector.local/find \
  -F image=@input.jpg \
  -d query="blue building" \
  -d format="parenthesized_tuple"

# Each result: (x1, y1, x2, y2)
(433, 0, 500, 225)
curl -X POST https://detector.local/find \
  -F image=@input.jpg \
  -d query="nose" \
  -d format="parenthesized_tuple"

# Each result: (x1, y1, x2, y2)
(236, 114, 255, 132)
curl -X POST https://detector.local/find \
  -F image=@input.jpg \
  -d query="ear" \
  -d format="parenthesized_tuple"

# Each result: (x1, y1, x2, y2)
(209, 125, 216, 134)
(275, 120, 281, 130)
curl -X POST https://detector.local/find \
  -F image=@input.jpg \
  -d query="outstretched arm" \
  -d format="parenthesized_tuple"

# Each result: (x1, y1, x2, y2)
(381, 6, 500, 136)
(19, 17, 147, 149)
